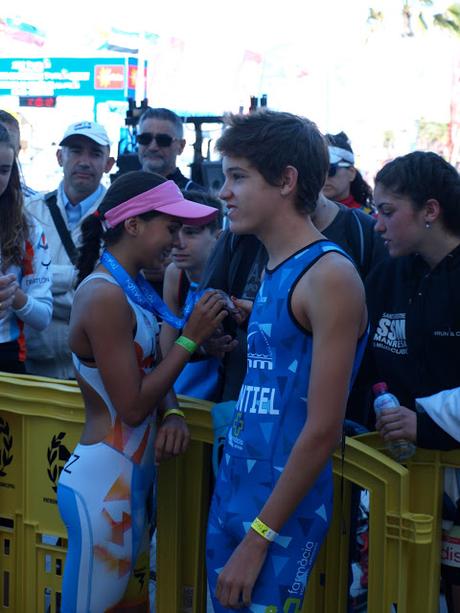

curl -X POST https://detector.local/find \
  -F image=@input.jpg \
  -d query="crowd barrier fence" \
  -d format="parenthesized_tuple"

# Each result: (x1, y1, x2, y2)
(0, 373, 458, 612)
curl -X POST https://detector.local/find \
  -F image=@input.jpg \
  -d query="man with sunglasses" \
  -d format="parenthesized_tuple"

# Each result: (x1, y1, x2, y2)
(136, 107, 204, 192)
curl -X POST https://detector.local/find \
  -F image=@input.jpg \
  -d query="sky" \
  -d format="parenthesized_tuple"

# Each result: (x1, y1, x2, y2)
(1, 0, 459, 183)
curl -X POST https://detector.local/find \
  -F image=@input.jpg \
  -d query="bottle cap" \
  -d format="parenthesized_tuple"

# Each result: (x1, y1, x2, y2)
(372, 382, 388, 395)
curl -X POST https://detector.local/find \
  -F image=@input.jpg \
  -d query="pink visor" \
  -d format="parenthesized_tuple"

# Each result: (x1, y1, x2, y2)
(104, 180, 218, 228)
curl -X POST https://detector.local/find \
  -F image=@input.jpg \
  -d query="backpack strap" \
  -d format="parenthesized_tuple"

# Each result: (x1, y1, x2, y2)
(177, 270, 190, 309)
(346, 208, 374, 279)
(44, 191, 78, 265)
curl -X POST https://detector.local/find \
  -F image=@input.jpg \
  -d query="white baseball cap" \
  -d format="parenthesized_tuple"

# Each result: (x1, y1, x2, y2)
(59, 121, 111, 147)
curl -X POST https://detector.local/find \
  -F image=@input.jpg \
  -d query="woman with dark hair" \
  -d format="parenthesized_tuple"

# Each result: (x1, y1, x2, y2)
(57, 170, 227, 611)
(0, 124, 52, 373)
(323, 131, 375, 215)
(361, 151, 460, 612)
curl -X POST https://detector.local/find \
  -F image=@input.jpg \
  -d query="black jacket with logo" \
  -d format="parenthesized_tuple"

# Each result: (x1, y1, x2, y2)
(362, 244, 460, 449)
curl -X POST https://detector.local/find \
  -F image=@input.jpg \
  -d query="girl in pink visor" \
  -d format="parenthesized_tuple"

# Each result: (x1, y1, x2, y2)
(57, 170, 227, 612)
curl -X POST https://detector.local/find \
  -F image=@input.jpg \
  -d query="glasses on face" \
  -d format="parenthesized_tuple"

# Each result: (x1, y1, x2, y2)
(136, 132, 176, 148)
(328, 162, 352, 177)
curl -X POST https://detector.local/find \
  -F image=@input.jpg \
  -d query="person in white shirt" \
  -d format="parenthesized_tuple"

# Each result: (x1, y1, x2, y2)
(0, 124, 52, 373)
(25, 121, 115, 378)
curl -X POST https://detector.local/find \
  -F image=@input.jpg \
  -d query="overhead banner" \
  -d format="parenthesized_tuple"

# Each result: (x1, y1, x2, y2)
(0, 57, 142, 101)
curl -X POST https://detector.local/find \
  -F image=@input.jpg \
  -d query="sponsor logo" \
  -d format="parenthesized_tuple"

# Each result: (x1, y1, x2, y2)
(247, 324, 274, 371)
(373, 313, 408, 355)
(283, 599, 302, 612)
(46, 432, 71, 495)
(0, 416, 13, 479)
(134, 567, 146, 590)
(238, 385, 278, 415)
(73, 121, 93, 130)
(25, 275, 50, 285)
(288, 541, 317, 596)
(38, 233, 49, 250)
(433, 330, 460, 337)
(229, 411, 245, 450)
(232, 411, 244, 437)
(442, 530, 460, 568)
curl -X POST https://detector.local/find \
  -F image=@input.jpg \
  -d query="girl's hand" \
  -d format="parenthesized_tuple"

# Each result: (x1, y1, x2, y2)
(230, 297, 253, 324)
(154, 414, 190, 465)
(202, 325, 238, 359)
(183, 290, 227, 345)
(0, 274, 19, 318)
(375, 405, 417, 443)
(216, 530, 269, 609)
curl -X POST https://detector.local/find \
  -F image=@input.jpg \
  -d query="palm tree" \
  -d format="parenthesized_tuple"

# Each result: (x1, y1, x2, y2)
(368, 2, 460, 161)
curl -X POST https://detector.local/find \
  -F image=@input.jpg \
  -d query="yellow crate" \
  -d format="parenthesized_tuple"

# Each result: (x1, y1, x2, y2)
(0, 514, 17, 610)
(0, 373, 83, 612)
(0, 375, 83, 535)
(20, 520, 67, 613)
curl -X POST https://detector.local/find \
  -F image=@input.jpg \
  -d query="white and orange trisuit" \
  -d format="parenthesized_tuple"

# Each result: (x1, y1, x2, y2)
(57, 272, 158, 612)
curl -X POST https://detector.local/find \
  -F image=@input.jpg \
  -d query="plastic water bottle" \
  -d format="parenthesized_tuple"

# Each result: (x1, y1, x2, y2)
(372, 382, 416, 462)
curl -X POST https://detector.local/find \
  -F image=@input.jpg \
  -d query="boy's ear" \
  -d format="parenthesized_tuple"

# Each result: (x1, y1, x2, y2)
(280, 165, 298, 196)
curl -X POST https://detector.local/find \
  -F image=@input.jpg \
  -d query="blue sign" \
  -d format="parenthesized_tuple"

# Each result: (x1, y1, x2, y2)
(0, 57, 140, 101)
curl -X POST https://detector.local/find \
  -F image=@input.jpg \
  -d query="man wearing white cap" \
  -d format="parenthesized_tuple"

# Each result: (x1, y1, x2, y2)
(25, 121, 115, 378)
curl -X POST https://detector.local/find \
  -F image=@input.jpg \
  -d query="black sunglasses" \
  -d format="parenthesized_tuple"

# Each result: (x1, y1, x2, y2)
(328, 162, 352, 177)
(136, 132, 176, 148)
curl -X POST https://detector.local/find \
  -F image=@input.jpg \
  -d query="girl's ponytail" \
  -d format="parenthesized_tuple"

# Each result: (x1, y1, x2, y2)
(77, 214, 104, 285)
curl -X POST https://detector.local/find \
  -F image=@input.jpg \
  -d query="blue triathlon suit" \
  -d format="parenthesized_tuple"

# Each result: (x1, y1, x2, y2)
(206, 240, 368, 613)
(57, 273, 158, 612)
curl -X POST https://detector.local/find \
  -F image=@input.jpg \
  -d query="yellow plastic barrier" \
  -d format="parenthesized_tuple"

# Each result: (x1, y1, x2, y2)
(302, 438, 434, 613)
(356, 432, 460, 613)
(156, 397, 214, 613)
(157, 425, 436, 613)
(0, 372, 458, 613)
(0, 373, 82, 612)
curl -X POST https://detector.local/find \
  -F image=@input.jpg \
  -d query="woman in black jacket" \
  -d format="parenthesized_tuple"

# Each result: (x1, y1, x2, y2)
(363, 151, 460, 611)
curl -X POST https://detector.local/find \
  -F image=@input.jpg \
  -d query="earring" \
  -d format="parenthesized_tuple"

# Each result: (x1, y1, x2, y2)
(425, 222, 431, 229)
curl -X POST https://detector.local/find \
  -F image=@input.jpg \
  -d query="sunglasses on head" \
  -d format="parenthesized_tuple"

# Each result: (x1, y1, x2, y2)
(328, 162, 352, 177)
(136, 132, 176, 148)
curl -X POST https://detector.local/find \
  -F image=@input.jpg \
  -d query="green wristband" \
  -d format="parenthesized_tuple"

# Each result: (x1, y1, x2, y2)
(251, 517, 278, 542)
(163, 408, 186, 421)
(175, 335, 198, 354)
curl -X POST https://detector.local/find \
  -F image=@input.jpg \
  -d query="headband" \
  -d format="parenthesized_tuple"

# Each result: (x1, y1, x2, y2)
(328, 145, 355, 165)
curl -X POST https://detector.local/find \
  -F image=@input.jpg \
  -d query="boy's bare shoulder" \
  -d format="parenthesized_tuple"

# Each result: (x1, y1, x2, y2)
(308, 251, 361, 287)
(297, 250, 364, 312)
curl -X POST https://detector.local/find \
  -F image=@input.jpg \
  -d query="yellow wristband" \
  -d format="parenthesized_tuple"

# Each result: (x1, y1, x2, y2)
(175, 335, 198, 354)
(163, 408, 186, 421)
(251, 517, 278, 542)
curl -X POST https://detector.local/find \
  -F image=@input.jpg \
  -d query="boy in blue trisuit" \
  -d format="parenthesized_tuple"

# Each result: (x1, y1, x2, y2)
(206, 110, 369, 612)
